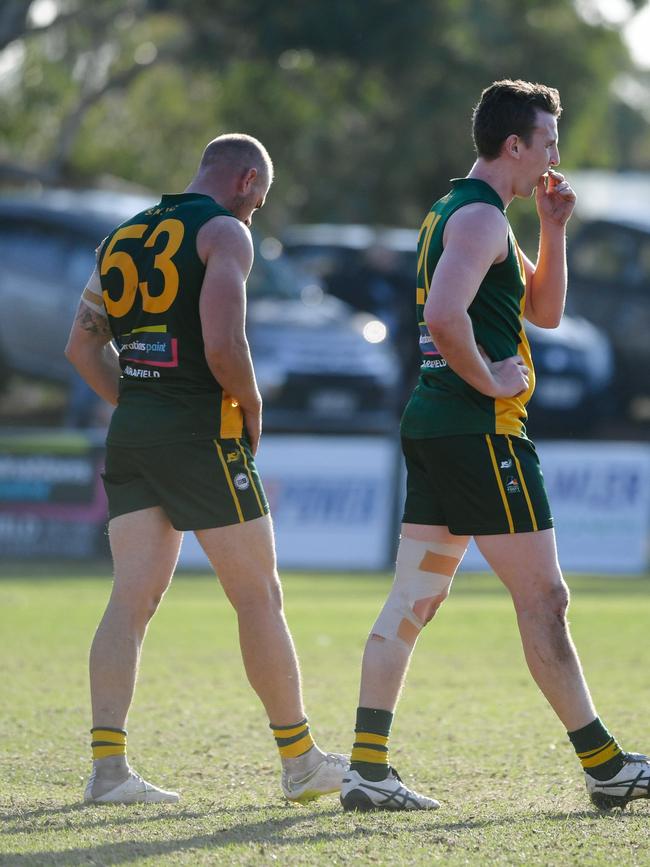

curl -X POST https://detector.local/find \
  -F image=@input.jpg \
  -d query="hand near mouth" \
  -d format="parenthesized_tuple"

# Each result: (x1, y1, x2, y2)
(536, 169, 577, 227)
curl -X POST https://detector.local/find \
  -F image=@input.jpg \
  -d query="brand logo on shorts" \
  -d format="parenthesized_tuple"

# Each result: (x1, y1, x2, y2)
(505, 476, 520, 494)
(234, 472, 250, 491)
(226, 451, 239, 463)
(500, 459, 513, 469)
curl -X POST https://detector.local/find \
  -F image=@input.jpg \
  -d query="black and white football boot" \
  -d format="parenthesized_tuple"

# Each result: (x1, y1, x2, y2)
(340, 767, 440, 811)
(586, 752, 650, 810)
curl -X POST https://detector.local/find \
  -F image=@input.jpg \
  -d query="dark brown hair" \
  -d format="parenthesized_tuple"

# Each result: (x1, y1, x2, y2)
(472, 79, 562, 159)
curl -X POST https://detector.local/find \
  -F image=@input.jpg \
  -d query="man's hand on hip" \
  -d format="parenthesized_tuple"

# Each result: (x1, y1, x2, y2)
(479, 347, 529, 398)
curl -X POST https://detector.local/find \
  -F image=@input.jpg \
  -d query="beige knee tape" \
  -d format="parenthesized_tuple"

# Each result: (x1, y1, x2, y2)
(371, 537, 465, 647)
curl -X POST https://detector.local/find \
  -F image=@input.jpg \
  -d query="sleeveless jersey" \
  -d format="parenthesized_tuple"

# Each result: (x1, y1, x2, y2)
(400, 178, 535, 439)
(98, 193, 244, 445)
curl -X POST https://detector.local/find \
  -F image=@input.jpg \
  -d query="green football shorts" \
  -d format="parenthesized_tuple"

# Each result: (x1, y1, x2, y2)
(102, 437, 269, 530)
(401, 433, 553, 536)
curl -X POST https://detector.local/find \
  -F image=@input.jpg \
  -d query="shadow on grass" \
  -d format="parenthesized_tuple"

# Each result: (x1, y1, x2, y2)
(1, 807, 335, 866)
(1, 803, 629, 865)
(0, 803, 212, 834)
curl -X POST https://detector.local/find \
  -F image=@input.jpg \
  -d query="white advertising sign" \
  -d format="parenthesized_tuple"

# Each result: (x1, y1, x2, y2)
(461, 442, 650, 574)
(179, 435, 399, 571)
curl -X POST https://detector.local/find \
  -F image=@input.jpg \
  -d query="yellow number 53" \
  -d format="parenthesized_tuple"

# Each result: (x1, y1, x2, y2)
(100, 218, 184, 318)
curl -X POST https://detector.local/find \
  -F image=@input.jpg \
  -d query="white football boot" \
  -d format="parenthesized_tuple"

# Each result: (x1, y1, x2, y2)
(84, 768, 180, 804)
(282, 751, 349, 804)
(586, 752, 650, 809)
(340, 767, 440, 811)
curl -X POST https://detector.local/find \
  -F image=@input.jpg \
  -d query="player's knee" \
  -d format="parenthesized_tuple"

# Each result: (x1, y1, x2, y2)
(514, 577, 569, 622)
(547, 580, 570, 620)
(417, 589, 449, 625)
(533, 578, 569, 619)
(370, 536, 463, 649)
(111, 580, 167, 624)
(265, 574, 284, 610)
(230, 572, 283, 614)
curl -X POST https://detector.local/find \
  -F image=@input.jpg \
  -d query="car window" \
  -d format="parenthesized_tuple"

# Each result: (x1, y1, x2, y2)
(248, 245, 308, 299)
(285, 245, 344, 281)
(0, 222, 66, 276)
(570, 226, 637, 283)
(0, 220, 96, 286)
(66, 244, 97, 285)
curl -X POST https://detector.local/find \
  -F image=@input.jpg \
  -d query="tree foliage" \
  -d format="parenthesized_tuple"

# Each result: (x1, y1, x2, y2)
(0, 0, 648, 232)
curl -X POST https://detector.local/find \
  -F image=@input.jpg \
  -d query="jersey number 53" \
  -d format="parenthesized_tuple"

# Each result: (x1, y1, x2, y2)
(100, 218, 184, 318)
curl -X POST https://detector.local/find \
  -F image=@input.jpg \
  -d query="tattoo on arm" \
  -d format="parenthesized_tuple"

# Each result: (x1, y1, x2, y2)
(77, 305, 112, 339)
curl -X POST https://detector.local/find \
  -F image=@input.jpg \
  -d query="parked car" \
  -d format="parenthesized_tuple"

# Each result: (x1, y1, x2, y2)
(566, 216, 650, 424)
(281, 223, 616, 436)
(0, 191, 400, 432)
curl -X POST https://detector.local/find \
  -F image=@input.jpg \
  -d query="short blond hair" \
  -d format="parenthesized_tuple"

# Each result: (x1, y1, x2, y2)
(199, 134, 274, 183)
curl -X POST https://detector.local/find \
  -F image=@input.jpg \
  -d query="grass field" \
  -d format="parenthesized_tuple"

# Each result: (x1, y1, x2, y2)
(1, 565, 649, 866)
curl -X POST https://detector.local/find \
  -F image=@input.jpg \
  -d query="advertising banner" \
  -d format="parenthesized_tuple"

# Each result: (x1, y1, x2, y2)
(179, 435, 400, 571)
(0, 431, 108, 559)
(2, 432, 647, 573)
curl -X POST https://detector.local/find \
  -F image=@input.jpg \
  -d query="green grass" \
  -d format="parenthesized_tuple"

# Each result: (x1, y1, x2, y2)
(1, 567, 649, 866)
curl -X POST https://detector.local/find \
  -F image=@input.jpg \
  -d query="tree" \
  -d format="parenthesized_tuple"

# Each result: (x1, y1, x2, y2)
(0, 0, 646, 233)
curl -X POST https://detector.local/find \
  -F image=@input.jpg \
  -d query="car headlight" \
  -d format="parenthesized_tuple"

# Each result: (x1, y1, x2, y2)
(352, 313, 388, 344)
(362, 320, 388, 344)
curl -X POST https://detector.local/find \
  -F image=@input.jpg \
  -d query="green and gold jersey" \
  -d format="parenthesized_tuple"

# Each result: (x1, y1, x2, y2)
(400, 178, 535, 440)
(98, 193, 245, 446)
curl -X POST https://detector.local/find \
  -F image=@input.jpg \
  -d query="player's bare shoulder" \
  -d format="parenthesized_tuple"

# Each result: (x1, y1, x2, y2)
(197, 215, 254, 275)
(443, 201, 509, 264)
(444, 201, 508, 242)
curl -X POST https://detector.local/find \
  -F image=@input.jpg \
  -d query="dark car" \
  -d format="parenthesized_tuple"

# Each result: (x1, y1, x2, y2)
(0, 191, 400, 432)
(281, 223, 616, 436)
(566, 216, 650, 424)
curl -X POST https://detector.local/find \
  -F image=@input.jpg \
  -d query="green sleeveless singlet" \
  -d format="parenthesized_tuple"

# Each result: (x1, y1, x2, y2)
(98, 193, 244, 445)
(400, 178, 535, 439)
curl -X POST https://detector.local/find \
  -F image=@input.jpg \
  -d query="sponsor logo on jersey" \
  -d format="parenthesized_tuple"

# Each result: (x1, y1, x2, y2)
(123, 365, 161, 379)
(419, 323, 449, 369)
(119, 331, 179, 368)
(418, 322, 442, 357)
(234, 472, 250, 491)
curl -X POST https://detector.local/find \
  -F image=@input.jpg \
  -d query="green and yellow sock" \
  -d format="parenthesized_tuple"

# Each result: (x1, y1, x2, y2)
(270, 718, 315, 759)
(349, 707, 392, 782)
(91, 727, 127, 761)
(568, 717, 625, 781)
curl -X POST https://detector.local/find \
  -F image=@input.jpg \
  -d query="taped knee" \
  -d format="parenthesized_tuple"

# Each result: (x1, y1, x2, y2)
(371, 537, 465, 648)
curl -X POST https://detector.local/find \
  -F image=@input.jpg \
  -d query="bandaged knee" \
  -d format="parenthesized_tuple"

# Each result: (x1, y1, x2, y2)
(371, 537, 465, 648)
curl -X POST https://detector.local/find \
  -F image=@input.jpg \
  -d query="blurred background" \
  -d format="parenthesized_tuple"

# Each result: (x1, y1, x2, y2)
(0, 0, 649, 571)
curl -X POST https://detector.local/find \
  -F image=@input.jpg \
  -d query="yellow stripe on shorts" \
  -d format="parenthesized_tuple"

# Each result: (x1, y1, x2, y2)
(506, 436, 538, 531)
(236, 439, 265, 516)
(214, 440, 244, 523)
(485, 434, 514, 534)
